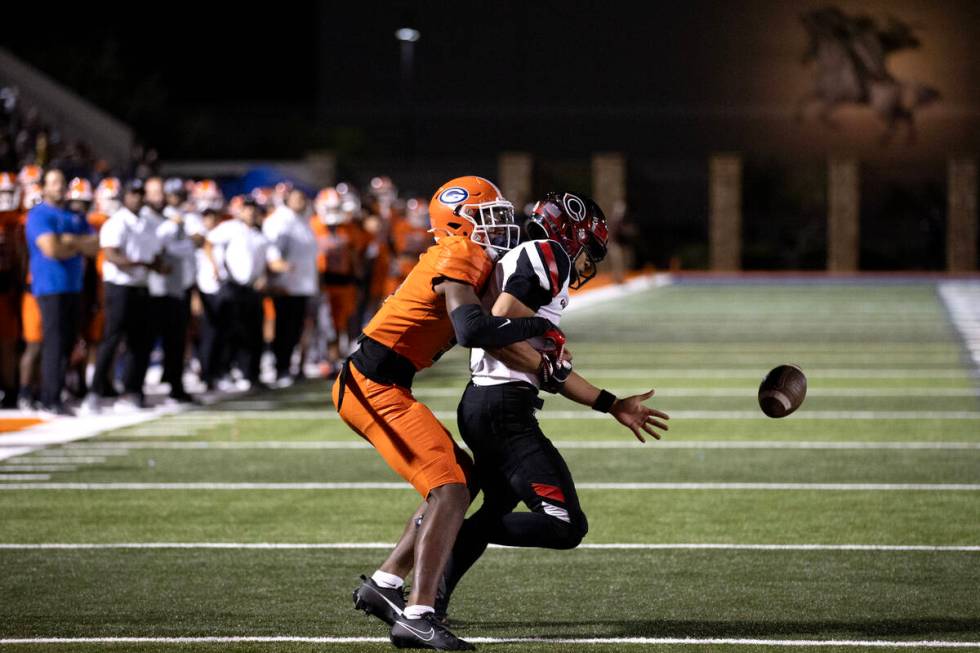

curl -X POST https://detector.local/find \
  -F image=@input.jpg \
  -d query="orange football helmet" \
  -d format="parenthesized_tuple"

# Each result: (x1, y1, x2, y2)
(18, 165, 42, 188)
(314, 187, 347, 225)
(428, 176, 517, 252)
(67, 178, 94, 203)
(0, 172, 21, 211)
(95, 178, 122, 215)
(193, 179, 224, 212)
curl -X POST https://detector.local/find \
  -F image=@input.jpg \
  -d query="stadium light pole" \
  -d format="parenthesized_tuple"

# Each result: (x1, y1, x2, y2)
(395, 27, 420, 156)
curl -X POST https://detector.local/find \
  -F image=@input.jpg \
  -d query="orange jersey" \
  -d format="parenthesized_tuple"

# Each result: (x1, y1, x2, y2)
(362, 235, 492, 371)
(87, 212, 110, 275)
(310, 219, 367, 278)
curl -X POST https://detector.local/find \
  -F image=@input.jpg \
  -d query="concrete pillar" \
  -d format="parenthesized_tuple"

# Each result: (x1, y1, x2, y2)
(947, 158, 978, 272)
(827, 157, 860, 272)
(591, 153, 626, 217)
(498, 152, 533, 212)
(709, 154, 742, 271)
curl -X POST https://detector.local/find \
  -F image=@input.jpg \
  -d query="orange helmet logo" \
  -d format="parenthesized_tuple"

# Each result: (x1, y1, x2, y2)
(429, 176, 518, 252)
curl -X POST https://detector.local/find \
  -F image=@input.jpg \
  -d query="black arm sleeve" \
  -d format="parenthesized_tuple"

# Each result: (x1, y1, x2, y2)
(449, 303, 552, 349)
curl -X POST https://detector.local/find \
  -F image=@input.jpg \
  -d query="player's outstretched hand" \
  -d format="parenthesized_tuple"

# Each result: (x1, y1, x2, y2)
(611, 389, 669, 443)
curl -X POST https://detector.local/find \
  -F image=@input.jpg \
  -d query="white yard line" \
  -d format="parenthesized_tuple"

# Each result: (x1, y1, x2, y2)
(404, 387, 980, 398)
(0, 542, 976, 552)
(0, 482, 977, 491)
(0, 465, 78, 472)
(0, 636, 977, 648)
(183, 409, 980, 420)
(62, 440, 980, 451)
(563, 273, 672, 312)
(0, 473, 50, 481)
(573, 368, 973, 379)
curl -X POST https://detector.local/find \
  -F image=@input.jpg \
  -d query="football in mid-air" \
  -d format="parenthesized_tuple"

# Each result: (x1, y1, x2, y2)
(758, 364, 807, 418)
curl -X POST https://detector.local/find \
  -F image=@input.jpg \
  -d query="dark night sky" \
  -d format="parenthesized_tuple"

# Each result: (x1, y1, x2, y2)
(3, 1, 978, 160)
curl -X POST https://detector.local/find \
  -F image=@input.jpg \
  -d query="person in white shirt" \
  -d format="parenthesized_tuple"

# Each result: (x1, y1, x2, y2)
(191, 208, 224, 389)
(86, 179, 165, 410)
(262, 187, 318, 385)
(204, 198, 286, 389)
(144, 177, 204, 402)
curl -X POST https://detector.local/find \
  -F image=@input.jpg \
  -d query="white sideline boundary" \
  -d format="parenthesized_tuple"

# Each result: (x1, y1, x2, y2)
(0, 408, 185, 462)
(1, 542, 976, 552)
(1, 636, 978, 648)
(563, 273, 672, 312)
(51, 440, 980, 451)
(1, 482, 978, 491)
(171, 409, 980, 420)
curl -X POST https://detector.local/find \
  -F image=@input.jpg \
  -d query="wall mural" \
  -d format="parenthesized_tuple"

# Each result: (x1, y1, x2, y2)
(797, 6, 940, 144)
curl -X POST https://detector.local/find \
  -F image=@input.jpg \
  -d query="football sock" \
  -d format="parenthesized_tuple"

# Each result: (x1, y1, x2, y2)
(371, 570, 404, 589)
(403, 604, 435, 619)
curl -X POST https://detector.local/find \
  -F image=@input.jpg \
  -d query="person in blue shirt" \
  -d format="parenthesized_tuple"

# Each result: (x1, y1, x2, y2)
(24, 169, 99, 414)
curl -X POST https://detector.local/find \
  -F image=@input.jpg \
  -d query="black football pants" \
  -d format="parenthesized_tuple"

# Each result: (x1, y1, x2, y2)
(442, 381, 589, 601)
(92, 283, 153, 398)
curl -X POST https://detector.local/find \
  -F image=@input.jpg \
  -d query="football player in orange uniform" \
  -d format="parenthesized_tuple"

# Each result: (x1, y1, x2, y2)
(385, 196, 434, 296)
(361, 176, 398, 322)
(337, 176, 552, 650)
(0, 172, 23, 406)
(312, 186, 367, 376)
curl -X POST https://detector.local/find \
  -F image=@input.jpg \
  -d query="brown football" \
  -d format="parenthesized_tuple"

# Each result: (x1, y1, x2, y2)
(758, 364, 807, 418)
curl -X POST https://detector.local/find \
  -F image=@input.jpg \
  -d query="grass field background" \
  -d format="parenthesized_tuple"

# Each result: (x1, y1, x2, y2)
(1, 279, 978, 652)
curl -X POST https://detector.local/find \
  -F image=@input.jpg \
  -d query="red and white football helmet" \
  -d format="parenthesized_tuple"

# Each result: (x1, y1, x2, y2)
(528, 192, 609, 289)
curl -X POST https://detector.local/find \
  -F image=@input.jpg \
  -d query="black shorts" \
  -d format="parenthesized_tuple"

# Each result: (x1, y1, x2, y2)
(456, 381, 586, 531)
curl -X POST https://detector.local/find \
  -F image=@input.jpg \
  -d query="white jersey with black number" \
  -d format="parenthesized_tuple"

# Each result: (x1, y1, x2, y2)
(470, 239, 571, 388)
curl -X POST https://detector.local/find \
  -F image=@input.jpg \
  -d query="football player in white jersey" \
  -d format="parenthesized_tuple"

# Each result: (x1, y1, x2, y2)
(352, 193, 670, 632)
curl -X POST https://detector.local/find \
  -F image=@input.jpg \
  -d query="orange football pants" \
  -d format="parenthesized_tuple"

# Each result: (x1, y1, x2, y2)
(20, 292, 42, 343)
(332, 361, 472, 498)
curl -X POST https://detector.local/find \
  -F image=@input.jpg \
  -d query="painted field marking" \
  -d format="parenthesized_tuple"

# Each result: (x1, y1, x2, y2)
(0, 542, 975, 552)
(405, 387, 980, 398)
(0, 482, 977, 491)
(62, 440, 980, 451)
(0, 636, 977, 648)
(0, 465, 77, 472)
(179, 409, 980, 420)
